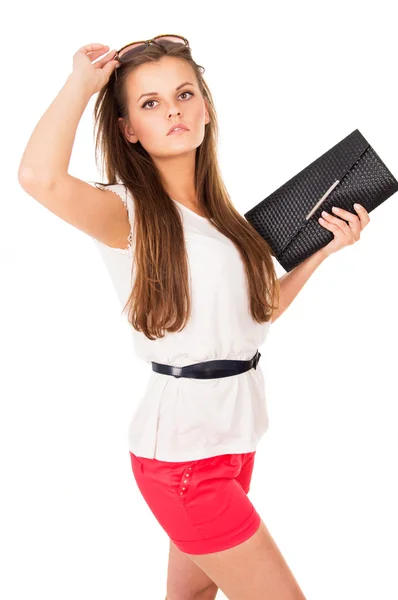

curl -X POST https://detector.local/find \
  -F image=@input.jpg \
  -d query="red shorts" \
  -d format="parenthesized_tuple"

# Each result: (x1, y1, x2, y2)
(129, 450, 261, 555)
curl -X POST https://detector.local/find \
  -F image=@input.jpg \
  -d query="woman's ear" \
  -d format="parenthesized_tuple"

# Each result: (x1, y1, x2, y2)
(204, 99, 210, 125)
(118, 117, 138, 143)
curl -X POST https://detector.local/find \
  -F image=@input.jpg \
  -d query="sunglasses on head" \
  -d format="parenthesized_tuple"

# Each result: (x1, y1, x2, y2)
(114, 34, 190, 81)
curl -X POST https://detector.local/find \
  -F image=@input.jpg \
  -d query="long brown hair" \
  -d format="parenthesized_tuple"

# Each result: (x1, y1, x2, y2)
(92, 40, 280, 340)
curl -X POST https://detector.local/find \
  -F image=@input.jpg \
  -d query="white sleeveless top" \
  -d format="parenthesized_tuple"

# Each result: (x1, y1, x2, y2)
(91, 183, 272, 462)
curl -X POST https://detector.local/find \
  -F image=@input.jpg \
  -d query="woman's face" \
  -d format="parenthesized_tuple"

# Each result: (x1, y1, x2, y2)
(118, 56, 209, 158)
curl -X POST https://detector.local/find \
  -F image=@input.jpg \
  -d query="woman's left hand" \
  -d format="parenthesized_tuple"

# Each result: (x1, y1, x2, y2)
(318, 203, 371, 257)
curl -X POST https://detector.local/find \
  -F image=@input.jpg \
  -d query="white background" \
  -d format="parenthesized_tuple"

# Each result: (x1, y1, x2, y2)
(3, 0, 397, 598)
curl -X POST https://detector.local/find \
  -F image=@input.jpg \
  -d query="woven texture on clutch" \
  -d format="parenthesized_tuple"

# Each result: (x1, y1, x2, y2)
(244, 129, 398, 272)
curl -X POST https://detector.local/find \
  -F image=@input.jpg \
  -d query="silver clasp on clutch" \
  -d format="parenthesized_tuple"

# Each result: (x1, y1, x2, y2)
(305, 179, 340, 220)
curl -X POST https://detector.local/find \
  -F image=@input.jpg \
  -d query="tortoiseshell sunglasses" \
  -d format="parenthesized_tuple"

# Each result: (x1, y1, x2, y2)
(114, 34, 190, 81)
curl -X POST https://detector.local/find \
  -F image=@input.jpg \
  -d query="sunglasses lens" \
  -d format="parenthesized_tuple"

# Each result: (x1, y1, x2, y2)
(118, 36, 186, 62)
(153, 35, 186, 45)
(118, 42, 146, 60)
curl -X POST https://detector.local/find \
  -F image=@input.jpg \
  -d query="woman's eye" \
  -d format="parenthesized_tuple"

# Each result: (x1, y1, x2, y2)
(142, 91, 194, 109)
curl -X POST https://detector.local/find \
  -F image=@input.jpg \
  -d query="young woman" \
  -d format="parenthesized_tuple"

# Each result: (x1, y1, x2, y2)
(18, 34, 369, 600)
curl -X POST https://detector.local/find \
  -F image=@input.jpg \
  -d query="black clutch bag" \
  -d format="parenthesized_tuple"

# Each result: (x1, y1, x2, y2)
(244, 129, 398, 272)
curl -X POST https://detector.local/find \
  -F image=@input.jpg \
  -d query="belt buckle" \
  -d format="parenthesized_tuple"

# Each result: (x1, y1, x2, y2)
(253, 350, 261, 370)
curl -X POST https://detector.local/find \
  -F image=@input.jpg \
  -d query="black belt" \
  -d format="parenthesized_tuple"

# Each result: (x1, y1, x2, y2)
(151, 350, 261, 379)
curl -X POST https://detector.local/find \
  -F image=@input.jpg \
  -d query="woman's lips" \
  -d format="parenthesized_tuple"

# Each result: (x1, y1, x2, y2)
(168, 128, 189, 135)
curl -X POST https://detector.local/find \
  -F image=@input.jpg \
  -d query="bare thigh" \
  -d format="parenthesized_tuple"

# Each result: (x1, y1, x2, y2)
(166, 538, 218, 600)
(186, 519, 306, 600)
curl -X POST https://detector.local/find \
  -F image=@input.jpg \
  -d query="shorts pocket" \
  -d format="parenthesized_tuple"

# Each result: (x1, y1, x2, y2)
(169, 461, 198, 505)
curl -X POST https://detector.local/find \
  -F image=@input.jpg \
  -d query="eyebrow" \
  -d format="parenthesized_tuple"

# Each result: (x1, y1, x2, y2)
(137, 82, 195, 103)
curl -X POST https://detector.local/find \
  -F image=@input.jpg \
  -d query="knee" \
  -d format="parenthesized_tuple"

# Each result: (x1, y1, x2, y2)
(166, 582, 218, 600)
(195, 582, 219, 599)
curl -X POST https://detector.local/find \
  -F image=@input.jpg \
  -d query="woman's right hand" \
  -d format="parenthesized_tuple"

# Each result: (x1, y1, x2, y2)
(70, 43, 120, 95)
